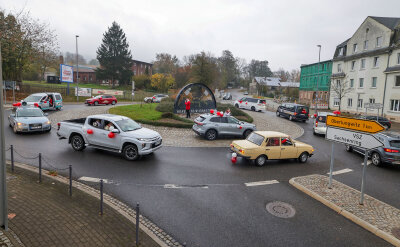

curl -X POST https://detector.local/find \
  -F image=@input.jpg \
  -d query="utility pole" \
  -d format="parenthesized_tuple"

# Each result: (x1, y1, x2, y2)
(0, 42, 9, 230)
(76, 35, 79, 102)
(315, 45, 321, 115)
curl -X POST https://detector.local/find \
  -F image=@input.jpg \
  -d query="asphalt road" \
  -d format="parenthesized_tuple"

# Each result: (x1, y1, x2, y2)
(2, 103, 398, 247)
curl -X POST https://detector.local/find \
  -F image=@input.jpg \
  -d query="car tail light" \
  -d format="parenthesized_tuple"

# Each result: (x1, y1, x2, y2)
(230, 144, 233, 148)
(57, 123, 61, 130)
(258, 104, 262, 106)
(294, 112, 297, 116)
(194, 121, 203, 126)
(384, 148, 399, 153)
(315, 120, 318, 127)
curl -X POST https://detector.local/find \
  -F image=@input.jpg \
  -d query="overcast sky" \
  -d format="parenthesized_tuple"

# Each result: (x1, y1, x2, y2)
(3, 0, 400, 71)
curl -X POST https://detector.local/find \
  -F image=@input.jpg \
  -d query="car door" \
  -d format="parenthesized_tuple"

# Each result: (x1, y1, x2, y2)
(101, 120, 122, 149)
(265, 137, 281, 159)
(209, 117, 222, 133)
(227, 116, 242, 136)
(219, 117, 231, 135)
(40, 96, 50, 110)
(238, 97, 246, 108)
(85, 118, 105, 146)
(280, 137, 298, 159)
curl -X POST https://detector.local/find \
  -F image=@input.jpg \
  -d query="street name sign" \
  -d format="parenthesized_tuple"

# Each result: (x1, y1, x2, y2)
(364, 103, 383, 109)
(326, 115, 385, 134)
(326, 127, 383, 150)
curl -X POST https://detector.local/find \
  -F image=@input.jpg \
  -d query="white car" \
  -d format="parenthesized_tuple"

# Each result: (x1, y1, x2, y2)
(313, 112, 334, 135)
(57, 114, 162, 161)
(234, 97, 266, 112)
(144, 94, 168, 103)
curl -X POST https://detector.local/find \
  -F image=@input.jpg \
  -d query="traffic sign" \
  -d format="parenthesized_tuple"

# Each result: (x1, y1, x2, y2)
(364, 103, 383, 109)
(326, 127, 383, 150)
(326, 115, 385, 134)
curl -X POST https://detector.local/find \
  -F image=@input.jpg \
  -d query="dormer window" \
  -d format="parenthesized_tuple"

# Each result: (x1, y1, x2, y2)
(353, 43, 358, 53)
(338, 48, 343, 56)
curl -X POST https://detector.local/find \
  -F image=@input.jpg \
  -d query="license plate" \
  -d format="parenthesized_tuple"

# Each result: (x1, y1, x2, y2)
(30, 126, 41, 130)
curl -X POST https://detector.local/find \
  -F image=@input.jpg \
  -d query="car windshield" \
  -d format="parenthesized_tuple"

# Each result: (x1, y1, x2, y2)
(246, 132, 264, 146)
(115, 118, 141, 132)
(24, 95, 43, 102)
(17, 108, 43, 117)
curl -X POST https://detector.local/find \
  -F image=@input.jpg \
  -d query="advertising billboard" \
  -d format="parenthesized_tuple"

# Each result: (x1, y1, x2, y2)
(75, 87, 92, 97)
(60, 64, 74, 83)
(92, 89, 124, 96)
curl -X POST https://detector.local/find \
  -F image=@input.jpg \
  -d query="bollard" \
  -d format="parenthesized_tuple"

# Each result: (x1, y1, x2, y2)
(69, 165, 72, 196)
(10, 145, 14, 172)
(183, 242, 186, 247)
(38, 153, 42, 183)
(136, 203, 139, 246)
(100, 179, 103, 215)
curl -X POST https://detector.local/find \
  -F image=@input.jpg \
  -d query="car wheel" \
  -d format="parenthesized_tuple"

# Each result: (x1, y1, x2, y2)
(313, 129, 317, 135)
(345, 145, 352, 152)
(235, 104, 239, 108)
(276, 111, 280, 117)
(94, 101, 99, 106)
(255, 155, 267, 166)
(301, 120, 306, 123)
(112, 101, 116, 105)
(123, 144, 139, 161)
(298, 152, 309, 163)
(371, 152, 382, 166)
(243, 129, 252, 138)
(251, 106, 255, 111)
(289, 115, 293, 121)
(71, 135, 85, 151)
(205, 129, 217, 140)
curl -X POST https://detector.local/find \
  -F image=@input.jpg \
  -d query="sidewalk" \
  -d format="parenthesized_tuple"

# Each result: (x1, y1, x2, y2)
(290, 174, 400, 247)
(4, 165, 159, 247)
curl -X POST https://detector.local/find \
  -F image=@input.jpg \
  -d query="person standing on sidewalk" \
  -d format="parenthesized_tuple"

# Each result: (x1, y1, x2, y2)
(185, 98, 191, 118)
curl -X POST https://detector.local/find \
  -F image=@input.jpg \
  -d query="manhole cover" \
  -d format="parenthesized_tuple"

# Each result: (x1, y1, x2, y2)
(266, 201, 296, 218)
(392, 227, 400, 239)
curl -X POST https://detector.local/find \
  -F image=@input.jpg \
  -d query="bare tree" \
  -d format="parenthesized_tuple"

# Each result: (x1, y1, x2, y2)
(330, 78, 352, 111)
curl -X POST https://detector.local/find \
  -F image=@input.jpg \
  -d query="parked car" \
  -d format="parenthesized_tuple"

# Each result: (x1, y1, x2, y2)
(57, 114, 162, 161)
(9, 103, 51, 133)
(222, 93, 232, 100)
(144, 94, 168, 103)
(313, 112, 335, 135)
(230, 131, 314, 166)
(193, 114, 256, 140)
(276, 103, 309, 122)
(234, 97, 266, 112)
(85, 95, 117, 106)
(23, 92, 63, 111)
(244, 91, 249, 95)
(345, 131, 400, 166)
(358, 115, 391, 129)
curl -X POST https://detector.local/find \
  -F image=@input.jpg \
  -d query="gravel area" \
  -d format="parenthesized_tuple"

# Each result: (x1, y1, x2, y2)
(49, 105, 304, 147)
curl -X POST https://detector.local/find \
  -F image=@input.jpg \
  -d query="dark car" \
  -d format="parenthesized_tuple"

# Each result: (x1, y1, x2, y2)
(276, 103, 309, 122)
(359, 115, 391, 129)
(345, 131, 400, 166)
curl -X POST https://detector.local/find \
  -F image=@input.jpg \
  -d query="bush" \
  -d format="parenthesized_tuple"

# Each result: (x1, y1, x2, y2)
(161, 112, 174, 118)
(155, 101, 174, 113)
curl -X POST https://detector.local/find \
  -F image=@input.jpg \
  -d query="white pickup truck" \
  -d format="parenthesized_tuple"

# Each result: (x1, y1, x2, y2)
(57, 114, 162, 160)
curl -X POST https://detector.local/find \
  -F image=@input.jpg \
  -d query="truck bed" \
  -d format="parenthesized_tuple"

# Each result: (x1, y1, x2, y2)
(63, 118, 86, 125)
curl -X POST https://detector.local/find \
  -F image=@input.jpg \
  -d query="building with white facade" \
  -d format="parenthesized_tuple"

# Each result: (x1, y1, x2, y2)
(330, 16, 400, 121)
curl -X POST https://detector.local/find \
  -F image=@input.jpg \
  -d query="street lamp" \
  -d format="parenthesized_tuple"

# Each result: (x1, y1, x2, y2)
(75, 35, 79, 102)
(315, 45, 321, 115)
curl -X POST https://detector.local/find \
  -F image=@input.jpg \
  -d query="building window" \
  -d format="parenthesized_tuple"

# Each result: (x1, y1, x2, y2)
(364, 40, 368, 50)
(369, 98, 375, 103)
(351, 61, 356, 70)
(89, 76, 92, 81)
(336, 79, 341, 87)
(372, 77, 377, 88)
(376, 36, 382, 47)
(338, 48, 343, 56)
(348, 98, 353, 107)
(373, 57, 379, 67)
(359, 78, 364, 88)
(334, 98, 340, 106)
(396, 76, 400, 87)
(337, 64, 342, 72)
(390, 100, 400, 111)
(353, 43, 357, 53)
(360, 59, 366, 69)
(83, 76, 86, 81)
(397, 53, 400, 64)
(350, 79, 354, 88)
(358, 99, 363, 108)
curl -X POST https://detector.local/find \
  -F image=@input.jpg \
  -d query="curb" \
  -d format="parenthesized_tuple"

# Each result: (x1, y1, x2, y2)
(8, 161, 182, 247)
(289, 177, 400, 247)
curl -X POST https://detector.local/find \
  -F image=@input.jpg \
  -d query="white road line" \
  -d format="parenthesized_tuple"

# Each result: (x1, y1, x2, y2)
(244, 180, 279, 187)
(78, 176, 109, 183)
(327, 168, 353, 175)
(163, 184, 209, 189)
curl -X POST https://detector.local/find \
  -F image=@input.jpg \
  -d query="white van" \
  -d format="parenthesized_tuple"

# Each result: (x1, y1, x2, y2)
(234, 97, 266, 112)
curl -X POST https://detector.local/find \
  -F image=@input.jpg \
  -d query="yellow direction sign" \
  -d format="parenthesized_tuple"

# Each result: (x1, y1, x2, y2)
(326, 115, 385, 134)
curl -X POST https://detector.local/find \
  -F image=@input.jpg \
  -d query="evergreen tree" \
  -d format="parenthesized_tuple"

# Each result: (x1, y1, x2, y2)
(96, 22, 133, 86)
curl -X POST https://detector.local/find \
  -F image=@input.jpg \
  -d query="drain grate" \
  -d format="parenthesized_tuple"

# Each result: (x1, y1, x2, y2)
(392, 227, 400, 240)
(266, 201, 296, 218)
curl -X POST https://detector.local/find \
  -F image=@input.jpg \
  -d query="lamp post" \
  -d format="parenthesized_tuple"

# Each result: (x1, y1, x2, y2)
(75, 35, 79, 102)
(315, 45, 321, 115)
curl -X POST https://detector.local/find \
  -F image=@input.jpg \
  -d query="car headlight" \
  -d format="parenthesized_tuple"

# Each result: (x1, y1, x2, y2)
(43, 121, 51, 125)
(138, 138, 153, 142)
(17, 122, 27, 127)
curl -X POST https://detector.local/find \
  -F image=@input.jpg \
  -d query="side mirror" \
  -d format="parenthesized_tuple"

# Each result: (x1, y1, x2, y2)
(111, 129, 119, 133)
(44, 113, 49, 116)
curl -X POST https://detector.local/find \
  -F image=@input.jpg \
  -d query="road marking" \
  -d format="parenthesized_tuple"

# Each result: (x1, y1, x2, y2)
(245, 180, 279, 187)
(163, 184, 209, 189)
(78, 176, 109, 183)
(327, 168, 353, 175)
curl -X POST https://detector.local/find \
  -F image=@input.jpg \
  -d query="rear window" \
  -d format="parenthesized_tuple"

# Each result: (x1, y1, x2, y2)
(196, 116, 206, 122)
(246, 132, 265, 146)
(389, 140, 400, 148)
(259, 100, 266, 104)
(297, 106, 309, 113)
(317, 116, 327, 123)
(55, 95, 62, 100)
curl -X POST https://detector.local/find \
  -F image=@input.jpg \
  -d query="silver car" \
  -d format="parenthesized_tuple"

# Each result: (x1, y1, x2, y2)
(192, 114, 256, 140)
(9, 105, 51, 133)
(144, 94, 168, 103)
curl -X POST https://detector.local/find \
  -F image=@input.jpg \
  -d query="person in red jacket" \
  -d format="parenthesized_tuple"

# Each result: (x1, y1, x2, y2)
(184, 98, 191, 118)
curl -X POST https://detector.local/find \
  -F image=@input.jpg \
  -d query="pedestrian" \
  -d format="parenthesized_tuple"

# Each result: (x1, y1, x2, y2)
(224, 108, 231, 116)
(185, 98, 191, 118)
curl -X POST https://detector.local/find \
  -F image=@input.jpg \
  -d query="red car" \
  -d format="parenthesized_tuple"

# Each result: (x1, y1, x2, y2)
(85, 95, 118, 106)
